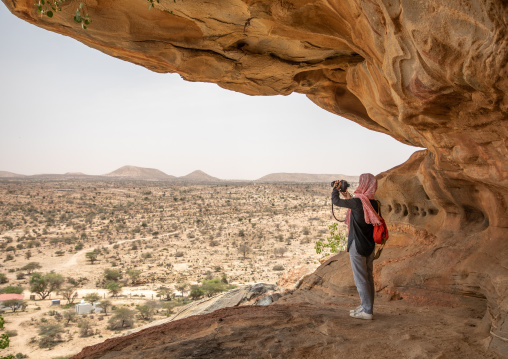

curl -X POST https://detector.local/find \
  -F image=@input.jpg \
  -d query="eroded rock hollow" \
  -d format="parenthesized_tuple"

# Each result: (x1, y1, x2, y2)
(3, 0, 508, 356)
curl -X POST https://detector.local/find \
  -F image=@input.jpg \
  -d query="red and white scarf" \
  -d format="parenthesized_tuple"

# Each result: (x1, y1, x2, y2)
(345, 173, 383, 227)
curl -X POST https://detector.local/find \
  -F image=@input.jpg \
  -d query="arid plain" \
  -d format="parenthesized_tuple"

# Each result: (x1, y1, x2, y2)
(0, 179, 350, 359)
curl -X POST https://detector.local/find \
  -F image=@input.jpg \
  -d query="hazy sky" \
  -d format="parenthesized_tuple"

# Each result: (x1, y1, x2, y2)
(0, 6, 422, 180)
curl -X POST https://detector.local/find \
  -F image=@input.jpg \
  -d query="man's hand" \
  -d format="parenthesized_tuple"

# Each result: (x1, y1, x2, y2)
(341, 191, 352, 199)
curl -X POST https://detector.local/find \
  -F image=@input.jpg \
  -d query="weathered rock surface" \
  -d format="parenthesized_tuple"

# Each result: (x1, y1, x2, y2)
(3, 0, 508, 356)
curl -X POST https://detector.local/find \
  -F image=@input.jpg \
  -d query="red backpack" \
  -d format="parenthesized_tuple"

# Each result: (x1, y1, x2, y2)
(373, 200, 389, 245)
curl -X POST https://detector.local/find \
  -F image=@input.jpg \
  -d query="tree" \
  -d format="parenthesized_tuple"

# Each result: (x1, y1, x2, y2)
(85, 251, 98, 264)
(175, 282, 189, 297)
(78, 319, 93, 337)
(59, 285, 78, 304)
(201, 278, 235, 298)
(157, 286, 173, 301)
(38, 323, 64, 348)
(108, 307, 135, 330)
(103, 268, 122, 282)
(189, 285, 205, 300)
(29, 272, 64, 300)
(238, 243, 251, 259)
(99, 299, 112, 315)
(0, 274, 7, 284)
(136, 304, 154, 321)
(106, 281, 122, 297)
(2, 299, 25, 313)
(84, 292, 101, 303)
(25, 250, 32, 260)
(126, 269, 141, 285)
(63, 310, 77, 326)
(22, 262, 42, 274)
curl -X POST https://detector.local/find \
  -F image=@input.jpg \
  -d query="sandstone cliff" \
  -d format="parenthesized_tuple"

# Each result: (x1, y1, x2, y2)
(3, 0, 507, 356)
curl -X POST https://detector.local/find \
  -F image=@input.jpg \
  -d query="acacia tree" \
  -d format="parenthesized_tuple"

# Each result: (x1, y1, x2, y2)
(106, 281, 122, 297)
(238, 244, 251, 259)
(84, 292, 101, 303)
(22, 262, 42, 274)
(30, 272, 64, 300)
(108, 307, 135, 330)
(2, 299, 25, 313)
(175, 282, 189, 297)
(85, 251, 98, 264)
(59, 285, 78, 304)
(126, 269, 141, 285)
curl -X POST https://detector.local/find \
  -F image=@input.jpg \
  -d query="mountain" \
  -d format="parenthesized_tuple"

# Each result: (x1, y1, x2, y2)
(104, 166, 176, 181)
(0, 171, 25, 178)
(178, 170, 221, 183)
(255, 173, 359, 183)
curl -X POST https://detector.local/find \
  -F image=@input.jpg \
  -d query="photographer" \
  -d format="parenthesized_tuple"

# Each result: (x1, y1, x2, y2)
(331, 173, 382, 320)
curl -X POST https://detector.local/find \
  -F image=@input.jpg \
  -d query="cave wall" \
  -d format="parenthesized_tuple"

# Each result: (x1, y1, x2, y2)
(3, 0, 508, 352)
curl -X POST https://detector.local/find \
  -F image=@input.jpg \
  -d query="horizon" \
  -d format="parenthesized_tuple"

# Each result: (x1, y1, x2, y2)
(0, 6, 422, 181)
(0, 165, 365, 181)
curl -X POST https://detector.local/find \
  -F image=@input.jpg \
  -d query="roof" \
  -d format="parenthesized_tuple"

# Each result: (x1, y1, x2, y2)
(0, 294, 24, 301)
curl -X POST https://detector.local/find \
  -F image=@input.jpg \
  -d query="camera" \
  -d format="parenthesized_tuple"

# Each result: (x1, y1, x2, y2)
(331, 179, 350, 192)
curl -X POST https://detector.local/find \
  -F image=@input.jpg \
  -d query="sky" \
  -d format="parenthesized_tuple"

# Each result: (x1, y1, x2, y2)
(0, 6, 422, 180)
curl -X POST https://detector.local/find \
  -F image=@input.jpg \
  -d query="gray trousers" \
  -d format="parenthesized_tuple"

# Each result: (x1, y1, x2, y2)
(349, 241, 375, 314)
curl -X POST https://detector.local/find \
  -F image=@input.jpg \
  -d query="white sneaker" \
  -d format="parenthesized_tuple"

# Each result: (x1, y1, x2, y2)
(349, 305, 362, 314)
(350, 309, 373, 320)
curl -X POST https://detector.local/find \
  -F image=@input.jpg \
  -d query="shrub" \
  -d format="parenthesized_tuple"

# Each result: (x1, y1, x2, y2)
(272, 265, 285, 271)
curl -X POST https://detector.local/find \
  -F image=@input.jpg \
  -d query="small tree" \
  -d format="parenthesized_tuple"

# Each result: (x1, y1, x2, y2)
(38, 323, 64, 348)
(84, 292, 101, 304)
(63, 310, 77, 326)
(157, 286, 173, 301)
(78, 319, 93, 337)
(106, 282, 122, 297)
(85, 252, 98, 264)
(2, 299, 25, 313)
(60, 285, 78, 304)
(126, 269, 141, 285)
(30, 272, 64, 300)
(238, 244, 251, 259)
(175, 282, 189, 297)
(189, 286, 205, 300)
(108, 307, 135, 330)
(99, 299, 112, 315)
(103, 269, 122, 282)
(22, 262, 42, 274)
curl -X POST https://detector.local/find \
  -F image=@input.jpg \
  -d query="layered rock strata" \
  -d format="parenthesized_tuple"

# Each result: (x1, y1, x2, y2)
(2, 0, 508, 355)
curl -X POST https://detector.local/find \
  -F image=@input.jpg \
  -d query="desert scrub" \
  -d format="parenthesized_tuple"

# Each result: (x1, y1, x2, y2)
(314, 223, 346, 258)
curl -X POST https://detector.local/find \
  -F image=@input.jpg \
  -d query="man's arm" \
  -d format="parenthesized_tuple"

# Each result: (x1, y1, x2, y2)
(331, 188, 359, 209)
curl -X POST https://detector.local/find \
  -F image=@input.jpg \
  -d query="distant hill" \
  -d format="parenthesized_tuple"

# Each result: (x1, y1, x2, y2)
(0, 171, 25, 178)
(178, 170, 221, 183)
(256, 173, 359, 183)
(104, 166, 176, 181)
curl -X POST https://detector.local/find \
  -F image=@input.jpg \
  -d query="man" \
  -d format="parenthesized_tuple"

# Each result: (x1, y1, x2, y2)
(332, 173, 382, 320)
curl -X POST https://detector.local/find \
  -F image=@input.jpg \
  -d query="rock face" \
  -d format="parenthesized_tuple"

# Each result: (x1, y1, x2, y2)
(3, 0, 507, 355)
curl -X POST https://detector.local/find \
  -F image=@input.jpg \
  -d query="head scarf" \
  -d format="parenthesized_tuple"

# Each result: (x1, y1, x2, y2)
(345, 173, 383, 227)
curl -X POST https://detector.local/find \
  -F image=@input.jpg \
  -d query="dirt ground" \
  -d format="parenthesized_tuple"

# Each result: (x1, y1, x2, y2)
(0, 180, 347, 359)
